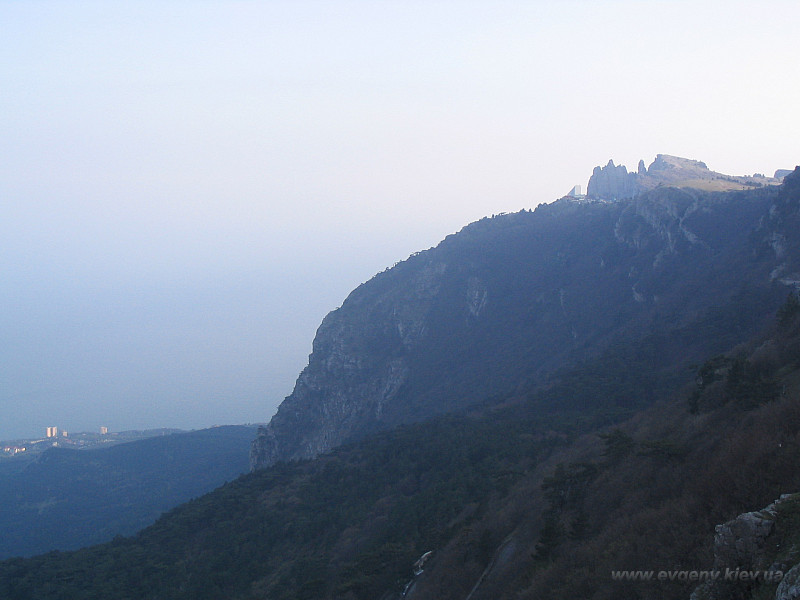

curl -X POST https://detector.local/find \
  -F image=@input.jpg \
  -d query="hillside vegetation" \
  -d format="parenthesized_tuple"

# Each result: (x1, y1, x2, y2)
(1, 294, 799, 600)
(0, 426, 257, 559)
(2, 168, 800, 599)
(254, 170, 800, 468)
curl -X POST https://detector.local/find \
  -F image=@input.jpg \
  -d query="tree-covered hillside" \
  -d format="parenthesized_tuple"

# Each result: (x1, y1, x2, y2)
(0, 425, 257, 559)
(254, 170, 800, 468)
(2, 293, 799, 599)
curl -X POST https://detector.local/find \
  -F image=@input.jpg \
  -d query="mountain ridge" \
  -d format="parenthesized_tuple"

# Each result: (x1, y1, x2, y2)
(4, 286, 800, 600)
(2, 161, 800, 600)
(586, 154, 786, 200)
(252, 161, 800, 470)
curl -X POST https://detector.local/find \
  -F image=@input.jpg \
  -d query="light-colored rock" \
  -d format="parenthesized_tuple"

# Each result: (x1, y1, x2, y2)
(689, 495, 800, 600)
(587, 159, 639, 200)
(587, 154, 783, 201)
(776, 563, 800, 600)
(712, 508, 775, 569)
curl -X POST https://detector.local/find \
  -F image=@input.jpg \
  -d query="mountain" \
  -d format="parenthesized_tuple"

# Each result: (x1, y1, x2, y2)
(2, 159, 800, 600)
(0, 425, 257, 559)
(1, 289, 799, 600)
(586, 153, 785, 200)
(251, 161, 800, 469)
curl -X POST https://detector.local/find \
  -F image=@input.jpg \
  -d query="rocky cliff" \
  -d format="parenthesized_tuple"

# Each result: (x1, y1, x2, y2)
(586, 158, 640, 200)
(251, 166, 800, 470)
(690, 494, 800, 600)
(587, 154, 785, 200)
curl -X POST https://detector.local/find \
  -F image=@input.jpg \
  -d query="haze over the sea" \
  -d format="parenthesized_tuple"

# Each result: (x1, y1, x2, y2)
(2, 0, 798, 439)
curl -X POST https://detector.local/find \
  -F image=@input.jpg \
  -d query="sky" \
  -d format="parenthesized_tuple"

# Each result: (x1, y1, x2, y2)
(1, 0, 799, 440)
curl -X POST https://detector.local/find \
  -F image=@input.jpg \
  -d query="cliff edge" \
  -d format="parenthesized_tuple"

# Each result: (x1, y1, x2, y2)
(587, 154, 784, 201)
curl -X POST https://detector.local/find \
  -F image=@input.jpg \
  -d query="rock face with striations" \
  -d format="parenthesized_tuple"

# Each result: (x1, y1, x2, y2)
(586, 159, 640, 200)
(251, 165, 800, 470)
(251, 259, 447, 467)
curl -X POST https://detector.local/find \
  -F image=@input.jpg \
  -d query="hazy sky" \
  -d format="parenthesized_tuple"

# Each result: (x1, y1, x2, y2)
(2, 1, 798, 440)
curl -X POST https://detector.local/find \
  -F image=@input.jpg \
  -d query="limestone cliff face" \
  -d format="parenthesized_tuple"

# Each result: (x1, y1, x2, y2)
(251, 260, 449, 467)
(587, 154, 784, 201)
(587, 159, 639, 200)
(252, 167, 800, 471)
(761, 165, 800, 290)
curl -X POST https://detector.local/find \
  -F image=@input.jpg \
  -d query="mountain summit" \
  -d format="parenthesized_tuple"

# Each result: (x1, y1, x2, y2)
(586, 154, 785, 200)
(251, 161, 800, 470)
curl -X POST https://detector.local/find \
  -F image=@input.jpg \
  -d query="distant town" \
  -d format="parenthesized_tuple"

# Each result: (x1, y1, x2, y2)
(1, 427, 185, 461)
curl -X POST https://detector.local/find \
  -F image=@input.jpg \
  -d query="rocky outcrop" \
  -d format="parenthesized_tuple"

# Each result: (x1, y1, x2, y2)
(252, 260, 447, 468)
(762, 168, 800, 290)
(712, 507, 776, 570)
(587, 159, 639, 200)
(776, 564, 800, 600)
(690, 493, 800, 600)
(587, 154, 784, 201)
